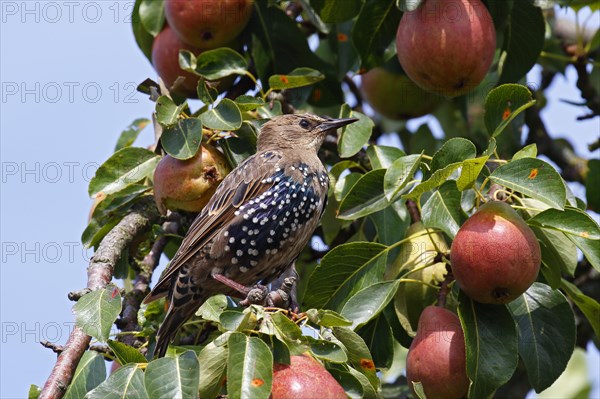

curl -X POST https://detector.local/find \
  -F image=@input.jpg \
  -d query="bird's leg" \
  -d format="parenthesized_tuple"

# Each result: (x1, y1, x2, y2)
(211, 273, 268, 306)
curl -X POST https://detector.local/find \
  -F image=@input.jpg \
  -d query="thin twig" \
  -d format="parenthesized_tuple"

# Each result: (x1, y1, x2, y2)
(39, 197, 159, 399)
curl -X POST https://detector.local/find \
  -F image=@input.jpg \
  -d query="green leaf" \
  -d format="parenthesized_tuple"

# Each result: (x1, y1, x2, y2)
(64, 351, 106, 399)
(535, 348, 592, 399)
(332, 327, 379, 390)
(161, 118, 203, 160)
(528, 207, 600, 240)
(306, 309, 353, 327)
(384, 154, 423, 202)
(139, 0, 164, 37)
(512, 143, 538, 160)
(155, 96, 184, 126)
(73, 284, 122, 342)
(312, 0, 362, 22)
(458, 293, 518, 399)
(498, 1, 545, 84)
(220, 309, 257, 332)
(370, 201, 410, 246)
(457, 156, 490, 191)
(586, 159, 600, 212)
(85, 364, 147, 399)
(198, 342, 228, 399)
(81, 216, 120, 249)
(131, 0, 153, 61)
(235, 95, 265, 112)
(337, 108, 374, 158)
(352, 0, 401, 70)
(303, 242, 387, 311)
(567, 234, 600, 271)
(115, 119, 150, 152)
(227, 332, 273, 399)
(88, 147, 160, 197)
(489, 158, 566, 210)
(107, 340, 147, 365)
(430, 138, 476, 174)
(356, 315, 395, 369)
(341, 280, 401, 329)
(145, 351, 200, 399)
(366, 145, 405, 169)
(507, 283, 576, 393)
(309, 339, 348, 363)
(196, 79, 218, 104)
(269, 311, 308, 355)
(268, 67, 325, 90)
(560, 279, 600, 339)
(28, 385, 41, 399)
(196, 294, 228, 323)
(422, 180, 466, 238)
(90, 185, 150, 221)
(403, 162, 463, 200)
(326, 368, 364, 399)
(193, 48, 248, 80)
(484, 84, 536, 138)
(338, 169, 390, 220)
(200, 99, 242, 131)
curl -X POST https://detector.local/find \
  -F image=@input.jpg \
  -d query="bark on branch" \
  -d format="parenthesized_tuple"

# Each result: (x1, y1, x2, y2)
(39, 197, 160, 399)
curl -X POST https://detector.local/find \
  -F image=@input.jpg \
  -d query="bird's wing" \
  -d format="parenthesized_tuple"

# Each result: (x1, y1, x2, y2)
(144, 151, 282, 303)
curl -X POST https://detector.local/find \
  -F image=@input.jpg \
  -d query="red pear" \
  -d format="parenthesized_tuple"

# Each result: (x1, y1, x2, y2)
(165, 0, 254, 49)
(451, 201, 541, 304)
(270, 355, 346, 399)
(396, 0, 496, 97)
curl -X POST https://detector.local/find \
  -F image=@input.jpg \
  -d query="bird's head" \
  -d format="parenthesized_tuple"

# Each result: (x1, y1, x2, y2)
(257, 113, 358, 153)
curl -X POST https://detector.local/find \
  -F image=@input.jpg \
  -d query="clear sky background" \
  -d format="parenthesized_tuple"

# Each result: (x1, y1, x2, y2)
(0, 2, 598, 398)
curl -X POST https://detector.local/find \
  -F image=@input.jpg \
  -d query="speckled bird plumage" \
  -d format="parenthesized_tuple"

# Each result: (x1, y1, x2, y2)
(145, 113, 357, 357)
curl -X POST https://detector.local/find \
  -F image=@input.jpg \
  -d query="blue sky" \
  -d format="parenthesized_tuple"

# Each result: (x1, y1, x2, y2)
(0, 2, 598, 398)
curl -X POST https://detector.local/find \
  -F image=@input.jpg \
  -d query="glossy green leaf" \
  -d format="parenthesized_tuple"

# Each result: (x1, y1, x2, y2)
(90, 185, 150, 221)
(536, 348, 592, 399)
(155, 96, 184, 126)
(512, 143, 538, 160)
(161, 118, 202, 160)
(131, 0, 153, 61)
(227, 333, 273, 399)
(192, 48, 248, 80)
(303, 242, 387, 311)
(269, 311, 308, 355)
(366, 145, 405, 169)
(235, 95, 265, 112)
(145, 351, 199, 399)
(198, 342, 228, 399)
(498, 2, 545, 84)
(458, 293, 518, 399)
(338, 108, 374, 158)
(107, 340, 147, 365)
(312, 0, 362, 22)
(430, 138, 476, 174)
(200, 99, 242, 131)
(85, 364, 147, 399)
(326, 368, 364, 399)
(586, 159, 600, 212)
(422, 180, 466, 238)
(88, 147, 160, 197)
(332, 327, 379, 390)
(139, 0, 164, 37)
(567, 234, 600, 271)
(507, 283, 575, 392)
(457, 155, 490, 191)
(370, 201, 410, 246)
(357, 315, 395, 369)
(64, 351, 106, 399)
(309, 338, 348, 363)
(81, 216, 120, 249)
(341, 280, 401, 329)
(338, 169, 389, 219)
(220, 309, 257, 332)
(28, 385, 41, 399)
(489, 158, 566, 210)
(484, 84, 536, 138)
(352, 0, 402, 69)
(528, 207, 600, 240)
(73, 284, 122, 342)
(560, 279, 600, 339)
(268, 67, 325, 90)
(196, 294, 228, 323)
(306, 309, 353, 327)
(403, 162, 463, 200)
(383, 154, 422, 202)
(115, 118, 150, 152)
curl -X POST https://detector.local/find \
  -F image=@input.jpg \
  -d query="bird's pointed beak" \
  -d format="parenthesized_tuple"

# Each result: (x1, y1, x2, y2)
(317, 117, 359, 132)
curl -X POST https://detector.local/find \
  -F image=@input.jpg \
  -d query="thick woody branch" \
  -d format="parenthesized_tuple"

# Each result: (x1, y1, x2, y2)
(39, 197, 160, 399)
(117, 218, 180, 346)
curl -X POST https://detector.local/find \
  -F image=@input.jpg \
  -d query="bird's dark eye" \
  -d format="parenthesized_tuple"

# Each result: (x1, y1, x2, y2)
(299, 119, 310, 129)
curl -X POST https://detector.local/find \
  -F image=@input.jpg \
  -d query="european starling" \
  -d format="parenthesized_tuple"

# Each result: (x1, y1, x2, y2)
(145, 113, 357, 357)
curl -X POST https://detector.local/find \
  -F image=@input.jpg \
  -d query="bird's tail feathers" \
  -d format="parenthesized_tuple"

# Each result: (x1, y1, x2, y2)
(154, 299, 203, 358)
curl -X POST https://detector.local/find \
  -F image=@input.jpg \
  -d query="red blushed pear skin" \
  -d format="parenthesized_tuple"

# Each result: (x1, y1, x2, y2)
(151, 26, 204, 98)
(396, 0, 496, 97)
(270, 355, 347, 399)
(165, 0, 254, 49)
(406, 306, 469, 399)
(450, 201, 541, 304)
(153, 144, 231, 215)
